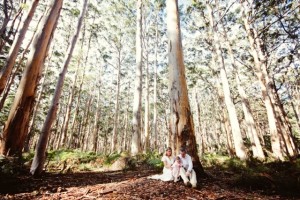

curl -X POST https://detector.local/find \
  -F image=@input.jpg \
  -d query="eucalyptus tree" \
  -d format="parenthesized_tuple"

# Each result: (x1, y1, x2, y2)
(259, 1, 300, 156)
(0, 0, 39, 96)
(0, 0, 63, 156)
(131, 0, 143, 156)
(240, 0, 298, 159)
(152, 0, 162, 150)
(58, 5, 92, 149)
(92, 65, 103, 153)
(64, 15, 95, 150)
(166, 0, 204, 175)
(141, 0, 159, 152)
(217, 2, 265, 160)
(101, 1, 136, 153)
(30, 0, 88, 176)
(205, 0, 247, 160)
(142, 2, 151, 152)
(184, 1, 236, 156)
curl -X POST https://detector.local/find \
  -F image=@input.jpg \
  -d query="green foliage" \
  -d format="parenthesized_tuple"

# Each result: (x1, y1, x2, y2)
(22, 152, 35, 162)
(48, 149, 98, 163)
(143, 150, 164, 169)
(147, 157, 163, 169)
(112, 151, 164, 170)
(203, 153, 300, 194)
(0, 155, 28, 175)
(202, 153, 232, 168)
(103, 152, 121, 165)
(70, 8, 80, 17)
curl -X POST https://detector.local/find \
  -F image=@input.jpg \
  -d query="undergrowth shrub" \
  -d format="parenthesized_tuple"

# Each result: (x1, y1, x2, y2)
(103, 152, 121, 165)
(145, 150, 163, 169)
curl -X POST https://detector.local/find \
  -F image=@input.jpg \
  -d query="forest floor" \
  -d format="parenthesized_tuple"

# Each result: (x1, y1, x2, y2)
(0, 165, 300, 200)
(1, 151, 300, 200)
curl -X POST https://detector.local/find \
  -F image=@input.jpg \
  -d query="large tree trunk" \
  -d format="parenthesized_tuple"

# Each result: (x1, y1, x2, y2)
(0, 10, 45, 112)
(30, 0, 88, 176)
(131, 0, 143, 156)
(24, 53, 52, 152)
(166, 0, 204, 176)
(0, 0, 39, 96)
(0, 0, 62, 156)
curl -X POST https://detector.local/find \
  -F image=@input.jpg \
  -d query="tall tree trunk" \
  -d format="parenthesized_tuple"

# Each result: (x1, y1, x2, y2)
(80, 94, 93, 151)
(144, 50, 150, 151)
(272, 80, 298, 157)
(122, 82, 130, 152)
(242, 1, 284, 160)
(67, 70, 85, 148)
(219, 15, 265, 159)
(49, 104, 62, 150)
(0, 9, 45, 112)
(92, 68, 102, 153)
(193, 90, 204, 156)
(111, 51, 121, 153)
(24, 53, 52, 152)
(122, 106, 129, 151)
(166, 0, 204, 176)
(62, 34, 88, 148)
(222, 108, 235, 156)
(0, 0, 39, 95)
(30, 0, 88, 176)
(153, 10, 159, 150)
(82, 95, 93, 151)
(131, 0, 143, 156)
(216, 80, 235, 157)
(207, 2, 247, 160)
(236, 71, 265, 159)
(92, 93, 101, 153)
(0, 0, 62, 156)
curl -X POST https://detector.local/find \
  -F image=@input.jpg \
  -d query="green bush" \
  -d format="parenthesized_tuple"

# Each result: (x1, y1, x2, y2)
(103, 152, 121, 165)
(147, 158, 163, 168)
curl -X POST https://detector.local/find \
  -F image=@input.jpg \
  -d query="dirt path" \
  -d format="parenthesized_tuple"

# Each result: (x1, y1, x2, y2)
(0, 169, 298, 200)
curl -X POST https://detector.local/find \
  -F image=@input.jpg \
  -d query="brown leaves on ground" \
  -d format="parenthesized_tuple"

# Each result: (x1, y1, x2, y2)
(0, 168, 299, 200)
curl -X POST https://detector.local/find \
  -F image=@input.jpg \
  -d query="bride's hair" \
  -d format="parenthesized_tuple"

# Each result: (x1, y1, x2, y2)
(165, 147, 172, 156)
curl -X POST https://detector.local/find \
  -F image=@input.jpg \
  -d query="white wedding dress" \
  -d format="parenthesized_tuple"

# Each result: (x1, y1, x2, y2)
(148, 155, 174, 181)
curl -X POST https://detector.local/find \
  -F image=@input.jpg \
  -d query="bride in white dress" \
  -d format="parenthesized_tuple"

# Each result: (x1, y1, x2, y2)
(148, 147, 174, 181)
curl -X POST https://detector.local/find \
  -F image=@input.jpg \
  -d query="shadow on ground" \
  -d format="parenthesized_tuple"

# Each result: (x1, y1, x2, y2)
(0, 169, 155, 194)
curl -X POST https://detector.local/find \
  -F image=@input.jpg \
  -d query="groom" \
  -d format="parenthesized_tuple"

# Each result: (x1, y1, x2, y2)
(178, 146, 197, 188)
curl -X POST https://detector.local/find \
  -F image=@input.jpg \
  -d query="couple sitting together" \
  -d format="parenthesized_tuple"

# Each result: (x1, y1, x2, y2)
(149, 146, 197, 188)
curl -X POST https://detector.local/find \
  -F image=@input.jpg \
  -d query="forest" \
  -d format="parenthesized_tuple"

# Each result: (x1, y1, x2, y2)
(0, 0, 299, 199)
